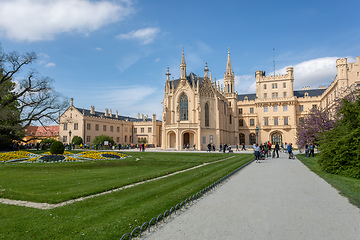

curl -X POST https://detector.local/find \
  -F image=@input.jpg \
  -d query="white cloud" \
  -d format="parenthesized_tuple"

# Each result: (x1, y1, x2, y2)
(117, 27, 160, 45)
(116, 54, 141, 72)
(217, 75, 256, 94)
(37, 52, 55, 67)
(277, 57, 355, 89)
(45, 62, 56, 67)
(95, 47, 102, 51)
(0, 0, 134, 41)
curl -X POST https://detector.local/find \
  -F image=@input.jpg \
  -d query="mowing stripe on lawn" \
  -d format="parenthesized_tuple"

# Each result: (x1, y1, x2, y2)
(0, 155, 236, 209)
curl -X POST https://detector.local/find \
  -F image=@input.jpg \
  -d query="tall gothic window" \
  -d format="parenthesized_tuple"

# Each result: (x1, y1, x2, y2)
(180, 94, 188, 121)
(205, 102, 209, 127)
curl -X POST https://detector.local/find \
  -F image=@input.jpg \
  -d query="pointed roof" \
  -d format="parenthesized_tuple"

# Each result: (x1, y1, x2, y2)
(181, 48, 186, 66)
(226, 48, 233, 75)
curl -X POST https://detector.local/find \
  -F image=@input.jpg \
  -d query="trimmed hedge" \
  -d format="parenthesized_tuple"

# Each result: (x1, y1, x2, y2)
(50, 141, 65, 154)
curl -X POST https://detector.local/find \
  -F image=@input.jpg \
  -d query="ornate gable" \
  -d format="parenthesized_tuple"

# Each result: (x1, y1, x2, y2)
(199, 79, 215, 98)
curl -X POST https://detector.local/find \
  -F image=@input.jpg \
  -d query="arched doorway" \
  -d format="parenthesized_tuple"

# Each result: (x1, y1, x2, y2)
(169, 132, 176, 148)
(271, 132, 282, 145)
(183, 132, 190, 147)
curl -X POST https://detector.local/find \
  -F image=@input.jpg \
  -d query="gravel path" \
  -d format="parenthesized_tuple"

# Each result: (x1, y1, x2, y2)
(142, 152, 360, 240)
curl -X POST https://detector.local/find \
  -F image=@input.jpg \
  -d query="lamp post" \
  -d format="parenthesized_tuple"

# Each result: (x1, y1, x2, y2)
(255, 126, 259, 145)
(69, 130, 72, 150)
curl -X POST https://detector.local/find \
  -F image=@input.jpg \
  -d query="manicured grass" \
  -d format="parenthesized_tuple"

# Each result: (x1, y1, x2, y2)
(0, 152, 253, 239)
(0, 152, 229, 203)
(297, 154, 360, 209)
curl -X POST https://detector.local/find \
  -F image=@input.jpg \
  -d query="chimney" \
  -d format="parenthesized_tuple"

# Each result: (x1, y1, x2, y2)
(90, 106, 95, 115)
(141, 114, 144, 119)
(110, 109, 112, 117)
(105, 109, 109, 117)
(70, 98, 74, 106)
(137, 113, 140, 119)
(116, 110, 118, 118)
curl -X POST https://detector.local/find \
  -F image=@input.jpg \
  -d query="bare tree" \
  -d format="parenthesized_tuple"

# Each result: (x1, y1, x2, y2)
(0, 44, 68, 146)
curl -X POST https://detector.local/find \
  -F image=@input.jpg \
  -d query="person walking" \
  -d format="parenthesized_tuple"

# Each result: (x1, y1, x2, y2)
(207, 143, 211, 152)
(305, 144, 309, 158)
(223, 144, 227, 153)
(264, 142, 269, 158)
(241, 143, 246, 151)
(275, 142, 280, 158)
(287, 143, 293, 159)
(254, 144, 261, 163)
(310, 144, 315, 157)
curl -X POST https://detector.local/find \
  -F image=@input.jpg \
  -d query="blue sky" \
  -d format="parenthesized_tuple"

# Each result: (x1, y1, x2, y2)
(1, 0, 359, 120)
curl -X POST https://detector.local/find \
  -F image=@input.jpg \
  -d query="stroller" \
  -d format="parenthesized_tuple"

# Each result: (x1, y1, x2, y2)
(260, 150, 266, 160)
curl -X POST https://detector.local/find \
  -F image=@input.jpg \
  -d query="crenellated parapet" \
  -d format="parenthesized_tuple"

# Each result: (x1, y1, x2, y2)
(255, 67, 294, 83)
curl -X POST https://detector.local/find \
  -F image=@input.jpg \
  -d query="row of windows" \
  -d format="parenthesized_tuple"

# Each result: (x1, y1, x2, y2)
(239, 133, 257, 145)
(238, 108, 254, 114)
(264, 117, 289, 126)
(264, 82, 286, 90)
(239, 117, 308, 127)
(66, 136, 132, 143)
(134, 127, 152, 133)
(239, 119, 255, 127)
(264, 92, 287, 99)
(63, 123, 132, 133)
(238, 104, 317, 115)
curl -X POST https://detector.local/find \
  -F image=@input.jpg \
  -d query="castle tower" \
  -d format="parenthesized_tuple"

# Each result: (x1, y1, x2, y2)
(224, 48, 235, 93)
(180, 49, 187, 79)
(336, 58, 348, 89)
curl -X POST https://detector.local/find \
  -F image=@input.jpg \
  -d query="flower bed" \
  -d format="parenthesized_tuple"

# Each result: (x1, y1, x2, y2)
(0, 151, 129, 163)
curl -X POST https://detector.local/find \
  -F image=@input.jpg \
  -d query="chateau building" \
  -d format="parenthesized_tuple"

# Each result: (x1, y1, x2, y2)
(59, 99, 161, 147)
(58, 52, 359, 151)
(161, 50, 360, 151)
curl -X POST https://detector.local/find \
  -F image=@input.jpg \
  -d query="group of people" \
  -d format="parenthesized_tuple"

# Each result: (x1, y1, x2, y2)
(253, 141, 280, 163)
(253, 141, 314, 161)
(304, 144, 315, 158)
(205, 143, 235, 153)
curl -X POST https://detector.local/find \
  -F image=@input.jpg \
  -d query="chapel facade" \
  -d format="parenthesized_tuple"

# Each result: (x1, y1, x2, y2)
(161, 50, 360, 151)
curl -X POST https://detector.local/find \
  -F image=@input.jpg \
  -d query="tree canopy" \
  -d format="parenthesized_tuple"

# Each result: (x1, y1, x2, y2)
(296, 107, 336, 148)
(318, 93, 360, 179)
(92, 135, 115, 146)
(71, 136, 83, 145)
(0, 43, 68, 148)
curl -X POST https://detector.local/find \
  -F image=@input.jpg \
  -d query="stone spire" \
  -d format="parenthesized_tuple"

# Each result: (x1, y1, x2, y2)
(166, 67, 171, 81)
(204, 63, 209, 78)
(225, 47, 234, 77)
(180, 48, 186, 79)
(224, 48, 235, 93)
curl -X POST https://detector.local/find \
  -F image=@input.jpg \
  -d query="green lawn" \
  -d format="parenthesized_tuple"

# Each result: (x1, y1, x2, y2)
(297, 154, 360, 209)
(0, 152, 253, 239)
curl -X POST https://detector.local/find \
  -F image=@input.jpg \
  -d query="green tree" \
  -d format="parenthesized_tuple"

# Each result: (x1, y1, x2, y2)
(0, 43, 68, 148)
(92, 135, 115, 146)
(319, 91, 360, 179)
(0, 71, 23, 148)
(137, 138, 147, 144)
(71, 136, 83, 145)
